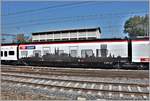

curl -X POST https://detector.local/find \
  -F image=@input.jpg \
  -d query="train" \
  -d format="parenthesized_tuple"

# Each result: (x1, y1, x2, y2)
(1, 38, 149, 70)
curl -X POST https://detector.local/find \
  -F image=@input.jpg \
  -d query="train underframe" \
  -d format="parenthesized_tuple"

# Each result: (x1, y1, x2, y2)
(1, 57, 149, 70)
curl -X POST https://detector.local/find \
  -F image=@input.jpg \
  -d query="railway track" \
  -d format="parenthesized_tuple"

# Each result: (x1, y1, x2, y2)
(1, 72, 149, 87)
(1, 72, 149, 100)
(1, 65, 149, 78)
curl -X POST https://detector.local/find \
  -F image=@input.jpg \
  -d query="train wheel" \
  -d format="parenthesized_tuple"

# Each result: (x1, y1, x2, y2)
(138, 64, 145, 70)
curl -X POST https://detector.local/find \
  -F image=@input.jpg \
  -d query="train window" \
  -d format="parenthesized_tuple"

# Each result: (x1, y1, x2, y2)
(100, 48, 108, 57)
(43, 47, 50, 55)
(21, 51, 28, 57)
(4, 51, 7, 57)
(9, 51, 15, 55)
(58, 50, 64, 55)
(81, 49, 93, 58)
(101, 44, 107, 49)
(43, 50, 50, 55)
(100, 44, 108, 57)
(96, 49, 101, 57)
(70, 50, 77, 57)
(1, 51, 3, 57)
(33, 50, 41, 57)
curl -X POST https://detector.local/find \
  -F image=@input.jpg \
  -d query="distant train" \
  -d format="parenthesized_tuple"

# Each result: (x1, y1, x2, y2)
(1, 38, 149, 70)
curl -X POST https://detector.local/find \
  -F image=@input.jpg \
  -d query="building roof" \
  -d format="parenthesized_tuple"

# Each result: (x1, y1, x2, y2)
(32, 27, 101, 35)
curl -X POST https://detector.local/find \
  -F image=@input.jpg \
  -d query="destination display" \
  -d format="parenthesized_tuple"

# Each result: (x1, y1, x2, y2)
(20, 46, 36, 50)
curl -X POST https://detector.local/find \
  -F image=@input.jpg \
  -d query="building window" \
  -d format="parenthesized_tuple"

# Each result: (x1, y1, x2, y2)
(40, 40, 46, 42)
(47, 39, 53, 42)
(9, 51, 15, 55)
(1, 51, 3, 57)
(79, 38, 86, 40)
(87, 37, 96, 40)
(4, 51, 7, 57)
(33, 40, 39, 42)
(81, 49, 93, 58)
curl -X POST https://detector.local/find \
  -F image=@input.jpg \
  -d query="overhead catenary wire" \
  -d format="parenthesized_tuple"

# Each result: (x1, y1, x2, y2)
(2, 11, 147, 29)
(0, 16, 128, 29)
(2, 1, 97, 16)
(3, 10, 147, 25)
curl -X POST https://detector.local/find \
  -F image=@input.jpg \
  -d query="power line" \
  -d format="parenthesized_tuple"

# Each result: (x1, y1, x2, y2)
(2, 1, 115, 18)
(2, 1, 96, 16)
(2, 34, 16, 36)
(3, 10, 147, 26)
(1, 16, 122, 29)
(2, 11, 147, 28)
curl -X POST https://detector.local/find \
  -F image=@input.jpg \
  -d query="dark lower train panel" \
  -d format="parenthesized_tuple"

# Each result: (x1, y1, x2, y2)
(1, 59, 149, 70)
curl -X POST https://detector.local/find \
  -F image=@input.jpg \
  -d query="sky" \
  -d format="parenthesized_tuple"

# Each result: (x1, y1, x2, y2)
(1, 1, 149, 42)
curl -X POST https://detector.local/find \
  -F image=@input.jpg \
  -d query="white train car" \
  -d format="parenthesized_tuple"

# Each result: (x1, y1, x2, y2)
(1, 38, 148, 69)
(132, 38, 150, 63)
(18, 39, 128, 60)
(1, 44, 18, 61)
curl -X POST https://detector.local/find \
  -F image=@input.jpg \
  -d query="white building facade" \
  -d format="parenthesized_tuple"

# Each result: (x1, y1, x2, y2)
(32, 27, 101, 42)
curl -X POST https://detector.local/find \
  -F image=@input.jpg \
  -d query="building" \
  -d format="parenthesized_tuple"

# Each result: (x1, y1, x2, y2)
(32, 27, 101, 42)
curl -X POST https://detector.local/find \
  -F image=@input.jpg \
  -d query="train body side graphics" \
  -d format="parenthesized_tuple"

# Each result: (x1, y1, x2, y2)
(18, 40, 128, 63)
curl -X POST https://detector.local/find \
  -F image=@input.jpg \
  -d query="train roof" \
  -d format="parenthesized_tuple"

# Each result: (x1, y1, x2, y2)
(1, 37, 149, 46)
(1, 43, 19, 46)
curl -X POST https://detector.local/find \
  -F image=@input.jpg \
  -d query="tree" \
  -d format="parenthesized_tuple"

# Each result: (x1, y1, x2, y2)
(124, 14, 149, 38)
(16, 34, 30, 43)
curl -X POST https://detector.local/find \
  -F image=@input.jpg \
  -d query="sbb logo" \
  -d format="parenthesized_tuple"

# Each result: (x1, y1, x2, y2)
(140, 58, 150, 62)
(20, 46, 35, 50)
